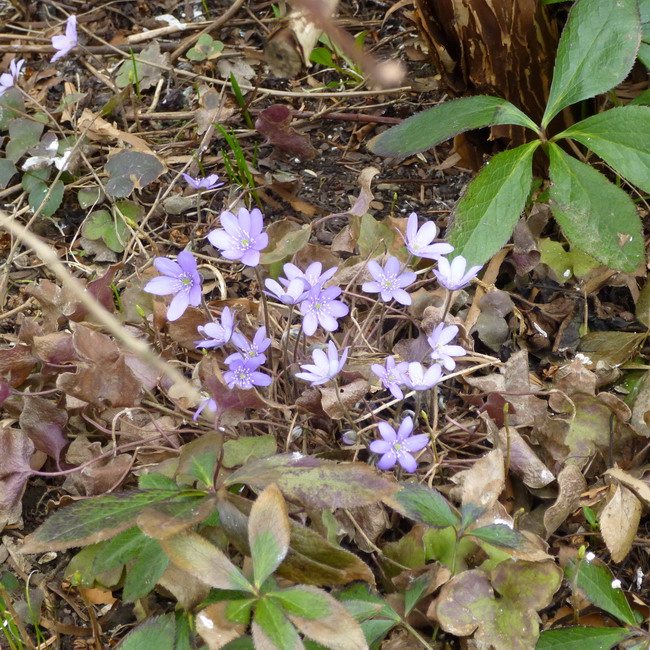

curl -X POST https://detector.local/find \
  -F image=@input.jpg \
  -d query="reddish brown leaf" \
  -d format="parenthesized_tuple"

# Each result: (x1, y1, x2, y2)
(255, 105, 317, 159)
(0, 344, 37, 387)
(19, 395, 68, 462)
(0, 427, 34, 528)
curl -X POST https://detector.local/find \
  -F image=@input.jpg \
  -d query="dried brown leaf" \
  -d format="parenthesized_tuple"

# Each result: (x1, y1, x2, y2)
(255, 105, 316, 159)
(0, 427, 34, 528)
(320, 379, 370, 419)
(600, 484, 642, 563)
(452, 449, 504, 510)
(196, 602, 246, 649)
(543, 464, 586, 537)
(19, 395, 68, 462)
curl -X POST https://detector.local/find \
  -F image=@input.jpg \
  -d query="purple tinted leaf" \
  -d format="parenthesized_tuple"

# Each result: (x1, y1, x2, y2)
(18, 395, 68, 462)
(0, 427, 34, 527)
(255, 105, 317, 159)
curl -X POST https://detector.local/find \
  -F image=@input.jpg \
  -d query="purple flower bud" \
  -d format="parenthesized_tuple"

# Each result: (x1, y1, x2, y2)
(195, 307, 235, 349)
(433, 255, 482, 291)
(402, 212, 454, 260)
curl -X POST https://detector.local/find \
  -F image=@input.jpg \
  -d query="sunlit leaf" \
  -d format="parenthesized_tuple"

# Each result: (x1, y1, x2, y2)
(536, 626, 632, 649)
(467, 525, 525, 549)
(388, 483, 460, 528)
(252, 597, 302, 650)
(223, 435, 277, 468)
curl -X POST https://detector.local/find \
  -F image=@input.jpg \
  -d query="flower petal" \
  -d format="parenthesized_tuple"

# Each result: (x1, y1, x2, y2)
(144, 276, 176, 296)
(402, 434, 429, 452)
(398, 452, 417, 473)
(219, 211, 240, 237)
(377, 422, 397, 442)
(207, 229, 234, 251)
(167, 291, 190, 321)
(154, 257, 182, 277)
(392, 289, 411, 305)
(369, 440, 392, 454)
(376, 450, 397, 470)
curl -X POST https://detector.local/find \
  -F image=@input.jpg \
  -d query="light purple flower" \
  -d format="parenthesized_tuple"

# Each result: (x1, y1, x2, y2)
(224, 358, 272, 390)
(295, 341, 349, 386)
(144, 250, 202, 322)
(300, 286, 349, 336)
(264, 277, 308, 305)
(0, 59, 24, 96)
(369, 416, 429, 472)
(403, 212, 454, 260)
(405, 362, 443, 391)
(227, 326, 271, 367)
(433, 255, 482, 291)
(207, 207, 268, 267)
(195, 307, 235, 349)
(282, 262, 338, 291)
(193, 393, 217, 421)
(51, 15, 77, 63)
(182, 173, 224, 190)
(371, 356, 409, 400)
(362, 256, 416, 305)
(427, 323, 466, 371)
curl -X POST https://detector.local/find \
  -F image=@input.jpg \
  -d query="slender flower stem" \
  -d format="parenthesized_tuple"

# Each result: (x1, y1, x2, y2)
(282, 303, 294, 379)
(377, 301, 386, 349)
(254, 266, 273, 370)
(335, 377, 360, 435)
(441, 288, 455, 320)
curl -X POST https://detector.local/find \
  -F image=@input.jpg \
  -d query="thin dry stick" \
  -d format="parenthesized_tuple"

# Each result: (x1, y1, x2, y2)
(0, 210, 202, 405)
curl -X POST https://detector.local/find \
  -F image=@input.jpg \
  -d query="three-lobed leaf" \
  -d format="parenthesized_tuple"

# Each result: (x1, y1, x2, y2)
(368, 95, 539, 158)
(542, 0, 640, 127)
(547, 143, 644, 272)
(447, 141, 539, 267)
(388, 483, 460, 529)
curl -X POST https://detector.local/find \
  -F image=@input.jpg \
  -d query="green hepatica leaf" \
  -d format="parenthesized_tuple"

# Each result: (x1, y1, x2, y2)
(447, 141, 538, 267)
(116, 613, 175, 649)
(253, 597, 302, 650)
(435, 560, 562, 649)
(542, 0, 640, 128)
(122, 537, 169, 602)
(21, 490, 206, 553)
(547, 143, 644, 272)
(226, 453, 397, 509)
(27, 178, 64, 218)
(388, 483, 460, 528)
(557, 106, 650, 194)
(105, 150, 165, 198)
(0, 87, 25, 129)
(0, 159, 17, 189)
(260, 221, 311, 265)
(161, 531, 253, 593)
(368, 96, 538, 158)
(468, 524, 525, 550)
(536, 626, 632, 650)
(249, 485, 290, 588)
(222, 434, 276, 468)
(7, 118, 44, 162)
(567, 559, 636, 626)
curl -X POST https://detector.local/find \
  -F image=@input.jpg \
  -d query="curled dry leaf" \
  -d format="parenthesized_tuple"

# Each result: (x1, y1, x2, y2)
(599, 484, 642, 563)
(320, 378, 370, 419)
(543, 464, 586, 537)
(19, 395, 68, 462)
(255, 105, 317, 159)
(0, 344, 37, 387)
(0, 427, 35, 529)
(451, 449, 504, 510)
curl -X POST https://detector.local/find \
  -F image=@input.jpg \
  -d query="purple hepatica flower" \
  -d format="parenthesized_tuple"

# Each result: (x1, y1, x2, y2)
(0, 59, 24, 96)
(403, 212, 454, 260)
(369, 416, 429, 472)
(207, 207, 268, 267)
(371, 356, 409, 400)
(282, 262, 338, 291)
(193, 393, 217, 421)
(195, 307, 235, 349)
(362, 256, 416, 305)
(144, 250, 202, 322)
(428, 323, 466, 371)
(264, 277, 308, 305)
(51, 15, 77, 63)
(300, 285, 349, 336)
(295, 341, 349, 386)
(227, 326, 272, 367)
(224, 358, 272, 390)
(433, 255, 482, 291)
(182, 173, 224, 190)
(405, 362, 443, 391)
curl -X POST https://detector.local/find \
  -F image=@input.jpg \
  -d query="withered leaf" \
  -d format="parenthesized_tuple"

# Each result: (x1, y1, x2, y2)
(19, 395, 68, 462)
(600, 484, 642, 563)
(255, 105, 317, 159)
(0, 427, 34, 528)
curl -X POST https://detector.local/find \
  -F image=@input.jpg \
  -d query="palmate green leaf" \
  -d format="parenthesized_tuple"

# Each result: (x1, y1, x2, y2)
(542, 0, 640, 128)
(388, 483, 459, 528)
(566, 560, 636, 626)
(536, 626, 632, 650)
(27, 178, 64, 218)
(115, 613, 175, 649)
(252, 597, 302, 650)
(249, 485, 290, 588)
(21, 490, 207, 553)
(547, 143, 644, 271)
(557, 106, 650, 193)
(368, 95, 538, 157)
(447, 141, 538, 266)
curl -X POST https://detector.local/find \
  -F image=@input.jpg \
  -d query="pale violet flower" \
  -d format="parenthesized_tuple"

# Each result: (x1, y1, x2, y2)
(403, 212, 454, 260)
(283, 262, 338, 291)
(224, 358, 272, 390)
(405, 362, 443, 391)
(193, 393, 217, 421)
(195, 307, 235, 349)
(51, 15, 77, 63)
(0, 58, 24, 96)
(227, 326, 271, 367)
(144, 250, 202, 322)
(371, 356, 409, 400)
(362, 256, 416, 305)
(295, 341, 349, 386)
(433, 255, 482, 291)
(207, 207, 268, 267)
(264, 277, 308, 305)
(369, 416, 428, 472)
(427, 323, 466, 371)
(300, 286, 349, 336)
(182, 173, 224, 190)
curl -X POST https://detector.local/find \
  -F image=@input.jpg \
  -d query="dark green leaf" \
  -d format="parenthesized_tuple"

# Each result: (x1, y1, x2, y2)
(252, 597, 302, 650)
(368, 96, 538, 157)
(337, 583, 400, 623)
(222, 435, 276, 468)
(468, 524, 525, 549)
(115, 614, 175, 649)
(7, 119, 44, 162)
(226, 453, 397, 509)
(0, 88, 25, 129)
(536, 626, 632, 650)
(557, 106, 650, 193)
(404, 572, 431, 616)
(447, 141, 538, 267)
(547, 143, 644, 271)
(176, 434, 222, 488)
(93, 527, 146, 574)
(542, 0, 640, 127)
(122, 537, 169, 602)
(0, 159, 17, 189)
(389, 483, 459, 528)
(138, 474, 179, 491)
(21, 490, 206, 553)
(105, 150, 164, 198)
